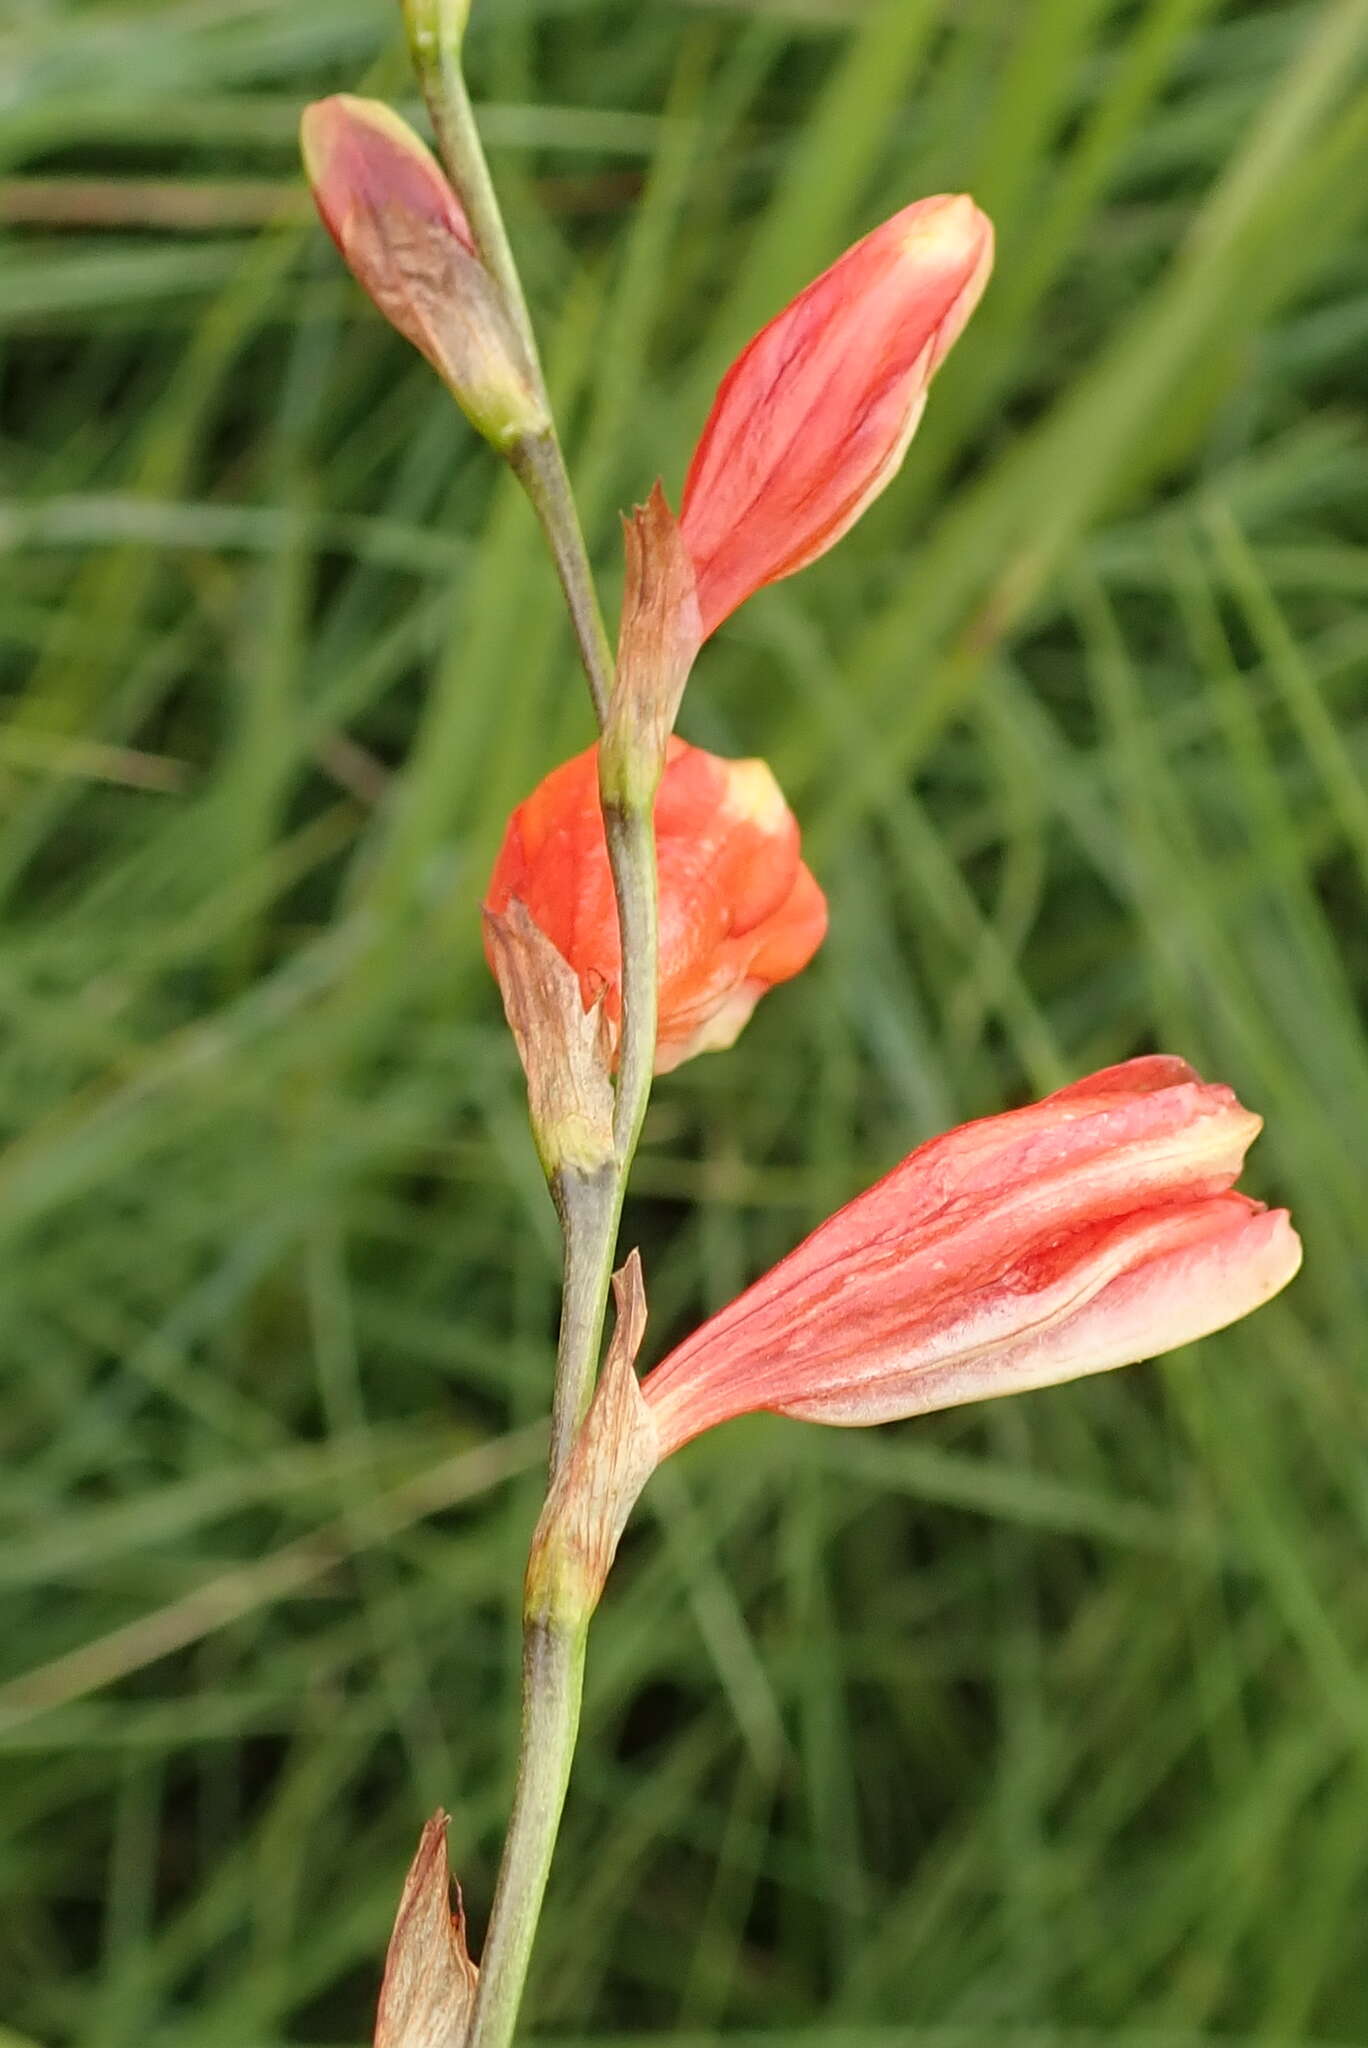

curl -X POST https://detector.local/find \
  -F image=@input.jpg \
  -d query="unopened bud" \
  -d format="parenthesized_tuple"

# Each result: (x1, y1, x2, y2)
(300, 94, 546, 450)
(681, 194, 993, 635)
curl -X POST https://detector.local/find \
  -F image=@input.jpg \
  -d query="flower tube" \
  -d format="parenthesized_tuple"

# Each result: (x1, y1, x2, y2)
(679, 193, 994, 637)
(640, 1058, 1301, 1454)
(484, 738, 826, 1075)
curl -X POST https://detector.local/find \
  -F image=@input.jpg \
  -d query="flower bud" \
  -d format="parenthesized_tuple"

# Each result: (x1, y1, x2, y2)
(300, 94, 546, 450)
(640, 1057, 1301, 1454)
(680, 194, 993, 636)
(483, 739, 827, 1075)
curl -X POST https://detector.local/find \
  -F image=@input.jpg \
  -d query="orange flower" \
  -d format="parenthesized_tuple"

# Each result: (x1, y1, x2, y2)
(484, 739, 826, 1074)
(679, 194, 993, 637)
(639, 1058, 1301, 1454)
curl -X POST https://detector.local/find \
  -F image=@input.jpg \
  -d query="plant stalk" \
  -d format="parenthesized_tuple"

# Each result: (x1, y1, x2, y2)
(547, 1166, 618, 1476)
(464, 1617, 587, 2048)
(512, 432, 615, 726)
(603, 800, 659, 1167)
(542, 792, 659, 1475)
(407, 11, 614, 721)
(466, 810, 660, 2048)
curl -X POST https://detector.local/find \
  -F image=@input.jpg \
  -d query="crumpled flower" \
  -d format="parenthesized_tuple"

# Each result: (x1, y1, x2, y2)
(484, 738, 826, 1074)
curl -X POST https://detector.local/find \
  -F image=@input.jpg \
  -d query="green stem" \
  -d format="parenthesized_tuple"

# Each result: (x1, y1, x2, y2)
(466, 804, 659, 2048)
(547, 1166, 617, 1476)
(465, 1616, 587, 2048)
(405, 6, 615, 722)
(512, 432, 615, 727)
(543, 797, 658, 1474)
(604, 799, 659, 1165)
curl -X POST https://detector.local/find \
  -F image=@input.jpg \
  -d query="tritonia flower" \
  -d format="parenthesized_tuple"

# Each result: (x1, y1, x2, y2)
(483, 739, 827, 1074)
(640, 1057, 1301, 1453)
(533, 1058, 1300, 1615)
(679, 194, 994, 637)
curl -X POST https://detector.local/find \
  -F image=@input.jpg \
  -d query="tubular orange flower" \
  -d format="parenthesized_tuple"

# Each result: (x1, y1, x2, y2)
(639, 1058, 1301, 1455)
(679, 193, 994, 638)
(483, 739, 826, 1075)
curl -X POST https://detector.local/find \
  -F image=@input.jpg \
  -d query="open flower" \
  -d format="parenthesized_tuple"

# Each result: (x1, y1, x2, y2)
(679, 193, 994, 637)
(639, 1057, 1301, 1454)
(484, 738, 826, 1074)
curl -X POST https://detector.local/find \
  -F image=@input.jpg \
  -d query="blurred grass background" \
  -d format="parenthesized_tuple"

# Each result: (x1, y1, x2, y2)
(2, 0, 1367, 2041)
